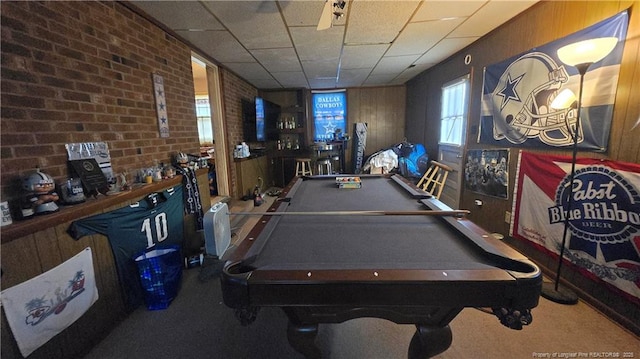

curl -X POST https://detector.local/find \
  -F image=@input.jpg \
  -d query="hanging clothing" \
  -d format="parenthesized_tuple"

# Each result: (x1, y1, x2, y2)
(175, 166, 204, 231)
(68, 187, 184, 311)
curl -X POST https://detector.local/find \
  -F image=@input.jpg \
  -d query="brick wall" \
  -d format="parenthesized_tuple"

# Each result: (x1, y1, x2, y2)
(0, 1, 201, 202)
(220, 69, 258, 197)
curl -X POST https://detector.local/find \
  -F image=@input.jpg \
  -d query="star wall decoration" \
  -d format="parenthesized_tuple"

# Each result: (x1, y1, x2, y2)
(153, 73, 169, 138)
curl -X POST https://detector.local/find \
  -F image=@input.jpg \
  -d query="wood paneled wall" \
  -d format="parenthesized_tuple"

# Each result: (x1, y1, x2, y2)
(346, 86, 407, 171)
(406, 1, 640, 335)
(0, 170, 210, 359)
(261, 86, 407, 174)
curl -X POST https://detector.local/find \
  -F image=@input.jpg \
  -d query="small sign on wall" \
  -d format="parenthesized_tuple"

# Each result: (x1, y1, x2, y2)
(153, 73, 169, 138)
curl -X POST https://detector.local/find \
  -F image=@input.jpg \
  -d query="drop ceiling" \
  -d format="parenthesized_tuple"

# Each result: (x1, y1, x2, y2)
(129, 0, 539, 90)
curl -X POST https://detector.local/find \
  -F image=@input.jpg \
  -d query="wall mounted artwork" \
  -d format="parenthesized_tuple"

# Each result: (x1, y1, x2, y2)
(464, 148, 509, 199)
(153, 73, 169, 138)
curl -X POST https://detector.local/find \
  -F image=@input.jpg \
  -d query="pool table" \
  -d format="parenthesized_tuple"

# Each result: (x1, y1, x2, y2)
(221, 174, 542, 358)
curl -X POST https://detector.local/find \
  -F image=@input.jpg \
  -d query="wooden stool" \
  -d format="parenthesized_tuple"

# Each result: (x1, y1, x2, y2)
(330, 155, 341, 174)
(416, 160, 452, 199)
(295, 158, 312, 176)
(315, 158, 332, 175)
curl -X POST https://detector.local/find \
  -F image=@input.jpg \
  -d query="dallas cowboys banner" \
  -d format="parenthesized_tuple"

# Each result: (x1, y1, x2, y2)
(312, 90, 346, 141)
(511, 151, 640, 303)
(1, 248, 99, 357)
(479, 10, 629, 151)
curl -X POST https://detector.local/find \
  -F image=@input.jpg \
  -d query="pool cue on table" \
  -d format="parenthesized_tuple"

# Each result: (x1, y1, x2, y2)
(228, 210, 470, 217)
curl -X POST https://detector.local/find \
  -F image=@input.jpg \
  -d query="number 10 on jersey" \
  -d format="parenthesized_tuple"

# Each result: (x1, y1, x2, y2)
(141, 213, 169, 248)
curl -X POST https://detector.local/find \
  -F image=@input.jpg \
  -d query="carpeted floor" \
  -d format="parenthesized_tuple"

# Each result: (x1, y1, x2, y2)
(83, 196, 640, 359)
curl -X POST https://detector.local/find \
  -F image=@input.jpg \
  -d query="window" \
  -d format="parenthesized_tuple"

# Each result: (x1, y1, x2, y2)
(440, 76, 469, 146)
(312, 90, 346, 141)
(195, 95, 213, 146)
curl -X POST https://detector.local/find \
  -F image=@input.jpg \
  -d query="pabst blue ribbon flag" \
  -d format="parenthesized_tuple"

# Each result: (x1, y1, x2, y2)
(511, 151, 640, 303)
(1, 248, 98, 357)
(479, 10, 628, 151)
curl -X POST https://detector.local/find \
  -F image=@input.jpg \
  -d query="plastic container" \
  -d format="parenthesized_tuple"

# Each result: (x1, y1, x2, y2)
(134, 245, 183, 310)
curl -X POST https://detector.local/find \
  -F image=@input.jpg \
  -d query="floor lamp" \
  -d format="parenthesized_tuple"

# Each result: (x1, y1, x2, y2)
(543, 37, 619, 304)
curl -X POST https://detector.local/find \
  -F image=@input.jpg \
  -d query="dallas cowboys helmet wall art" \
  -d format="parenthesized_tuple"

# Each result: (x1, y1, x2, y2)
(491, 52, 581, 146)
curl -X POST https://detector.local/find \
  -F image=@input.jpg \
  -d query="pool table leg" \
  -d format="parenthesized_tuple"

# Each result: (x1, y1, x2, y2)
(408, 324, 452, 359)
(287, 321, 321, 359)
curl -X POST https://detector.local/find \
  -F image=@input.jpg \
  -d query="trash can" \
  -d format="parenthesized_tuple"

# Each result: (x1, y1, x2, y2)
(134, 245, 183, 310)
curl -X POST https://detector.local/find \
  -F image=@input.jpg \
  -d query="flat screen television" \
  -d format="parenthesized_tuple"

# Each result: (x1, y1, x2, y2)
(242, 97, 280, 142)
(241, 98, 257, 142)
(255, 97, 266, 141)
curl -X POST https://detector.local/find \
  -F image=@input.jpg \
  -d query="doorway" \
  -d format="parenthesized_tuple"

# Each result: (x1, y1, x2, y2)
(437, 144, 464, 209)
(191, 55, 230, 199)
(437, 74, 471, 209)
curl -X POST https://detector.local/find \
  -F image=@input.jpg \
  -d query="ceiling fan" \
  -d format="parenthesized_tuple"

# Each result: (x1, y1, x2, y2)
(317, 0, 346, 31)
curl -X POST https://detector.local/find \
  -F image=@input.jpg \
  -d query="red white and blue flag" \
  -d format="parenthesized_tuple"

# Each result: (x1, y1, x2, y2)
(511, 151, 640, 303)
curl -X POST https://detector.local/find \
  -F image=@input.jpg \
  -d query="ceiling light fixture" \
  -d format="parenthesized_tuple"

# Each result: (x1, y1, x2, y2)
(332, 0, 346, 21)
(317, 0, 347, 31)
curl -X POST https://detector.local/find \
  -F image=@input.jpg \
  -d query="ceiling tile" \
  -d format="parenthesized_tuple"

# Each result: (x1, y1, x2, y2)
(308, 78, 339, 89)
(337, 68, 371, 87)
(271, 71, 309, 88)
(450, 0, 537, 38)
(222, 62, 272, 80)
(251, 47, 302, 73)
(248, 78, 284, 89)
(280, 1, 327, 27)
(414, 37, 478, 65)
(395, 63, 435, 82)
(340, 44, 390, 70)
(413, 1, 486, 21)
(201, 1, 292, 49)
(302, 59, 340, 80)
(373, 55, 420, 75)
(336, 79, 363, 88)
(176, 30, 254, 63)
(290, 26, 344, 61)
(345, 1, 421, 44)
(363, 73, 400, 86)
(386, 18, 465, 56)
(131, 1, 224, 30)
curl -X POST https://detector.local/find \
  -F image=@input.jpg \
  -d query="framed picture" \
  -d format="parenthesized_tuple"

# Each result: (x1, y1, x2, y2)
(464, 149, 509, 199)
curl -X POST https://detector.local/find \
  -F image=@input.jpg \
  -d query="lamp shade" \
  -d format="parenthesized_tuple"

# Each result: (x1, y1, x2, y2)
(550, 88, 577, 110)
(557, 37, 618, 67)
